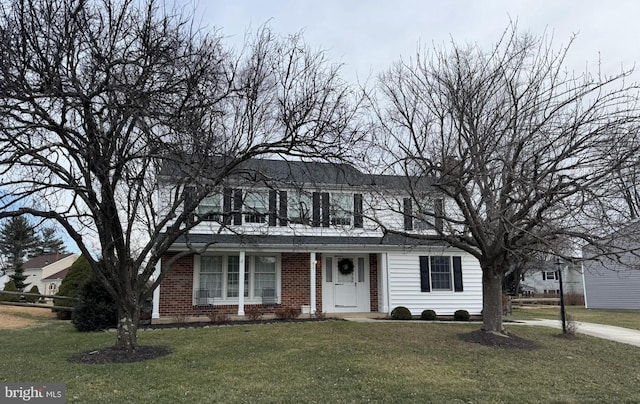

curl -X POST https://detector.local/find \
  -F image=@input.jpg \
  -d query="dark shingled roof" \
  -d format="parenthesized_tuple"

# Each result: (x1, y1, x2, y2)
(159, 157, 435, 190)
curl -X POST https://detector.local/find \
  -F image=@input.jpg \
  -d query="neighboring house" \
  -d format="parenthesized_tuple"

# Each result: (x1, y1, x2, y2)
(152, 159, 483, 321)
(21, 253, 79, 295)
(582, 241, 640, 310)
(520, 260, 584, 296)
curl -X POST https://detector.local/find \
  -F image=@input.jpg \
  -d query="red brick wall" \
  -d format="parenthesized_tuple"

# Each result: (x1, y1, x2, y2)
(158, 252, 377, 318)
(280, 252, 311, 308)
(159, 254, 195, 317)
(369, 254, 379, 312)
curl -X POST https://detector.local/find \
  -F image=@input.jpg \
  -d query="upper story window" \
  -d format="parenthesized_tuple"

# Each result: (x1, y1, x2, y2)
(414, 199, 438, 231)
(198, 194, 223, 221)
(331, 193, 353, 226)
(288, 191, 312, 225)
(403, 197, 443, 232)
(244, 191, 269, 223)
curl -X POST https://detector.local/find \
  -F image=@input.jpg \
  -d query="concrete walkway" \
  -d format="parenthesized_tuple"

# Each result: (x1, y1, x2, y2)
(343, 317, 640, 348)
(514, 319, 640, 348)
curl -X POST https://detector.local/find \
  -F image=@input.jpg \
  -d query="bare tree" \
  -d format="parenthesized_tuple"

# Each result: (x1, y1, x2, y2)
(369, 24, 640, 335)
(0, 0, 362, 351)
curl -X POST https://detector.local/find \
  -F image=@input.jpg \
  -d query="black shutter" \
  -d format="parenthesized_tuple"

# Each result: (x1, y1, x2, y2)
(185, 186, 196, 224)
(279, 191, 288, 226)
(453, 256, 463, 292)
(403, 198, 413, 230)
(268, 190, 277, 226)
(233, 189, 243, 225)
(420, 256, 430, 292)
(321, 192, 330, 227)
(542, 272, 546, 281)
(312, 192, 320, 227)
(434, 199, 444, 232)
(223, 187, 232, 225)
(354, 193, 363, 228)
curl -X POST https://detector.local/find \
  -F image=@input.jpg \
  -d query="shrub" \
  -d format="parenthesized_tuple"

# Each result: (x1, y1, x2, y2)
(564, 312, 578, 336)
(245, 306, 262, 321)
(208, 312, 230, 324)
(54, 255, 91, 319)
(421, 309, 437, 321)
(71, 276, 118, 332)
(390, 306, 412, 320)
(0, 280, 19, 302)
(24, 285, 40, 303)
(454, 309, 470, 321)
(275, 306, 300, 320)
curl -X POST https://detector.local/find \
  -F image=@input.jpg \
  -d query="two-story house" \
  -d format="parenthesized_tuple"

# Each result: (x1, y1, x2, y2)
(152, 159, 482, 320)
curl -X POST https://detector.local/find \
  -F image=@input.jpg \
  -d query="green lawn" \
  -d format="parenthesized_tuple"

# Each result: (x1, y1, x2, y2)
(1, 319, 640, 403)
(509, 305, 640, 330)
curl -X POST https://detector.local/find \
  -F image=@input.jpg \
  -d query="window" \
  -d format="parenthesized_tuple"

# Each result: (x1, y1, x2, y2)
(404, 197, 443, 232)
(200, 256, 223, 298)
(197, 255, 278, 303)
(198, 194, 223, 221)
(288, 191, 312, 224)
(414, 200, 437, 231)
(254, 256, 276, 297)
(331, 193, 353, 226)
(543, 271, 558, 281)
(244, 191, 269, 223)
(419, 255, 463, 292)
(430, 256, 452, 290)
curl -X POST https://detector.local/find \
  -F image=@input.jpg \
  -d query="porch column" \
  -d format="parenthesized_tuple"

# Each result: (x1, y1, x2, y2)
(152, 260, 161, 319)
(380, 253, 389, 313)
(310, 252, 317, 314)
(238, 251, 246, 316)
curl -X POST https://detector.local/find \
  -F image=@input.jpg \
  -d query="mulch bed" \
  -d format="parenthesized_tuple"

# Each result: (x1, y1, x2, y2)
(68, 346, 171, 364)
(458, 329, 541, 350)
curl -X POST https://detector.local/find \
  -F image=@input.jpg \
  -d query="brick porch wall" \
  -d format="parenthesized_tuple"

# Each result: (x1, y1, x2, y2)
(159, 254, 195, 318)
(369, 253, 379, 312)
(158, 252, 377, 318)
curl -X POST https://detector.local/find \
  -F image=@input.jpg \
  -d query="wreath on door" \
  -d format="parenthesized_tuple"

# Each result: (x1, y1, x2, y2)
(338, 258, 354, 275)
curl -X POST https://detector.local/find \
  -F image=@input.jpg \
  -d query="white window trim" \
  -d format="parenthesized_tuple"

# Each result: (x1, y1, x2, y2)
(331, 192, 353, 226)
(428, 255, 454, 292)
(193, 253, 281, 305)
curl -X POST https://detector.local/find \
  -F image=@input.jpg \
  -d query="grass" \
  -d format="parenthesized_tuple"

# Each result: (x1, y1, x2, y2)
(509, 305, 640, 330)
(1, 319, 640, 403)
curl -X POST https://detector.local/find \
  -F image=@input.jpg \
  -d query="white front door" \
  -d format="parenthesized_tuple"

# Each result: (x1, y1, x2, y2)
(323, 255, 371, 313)
(335, 258, 357, 307)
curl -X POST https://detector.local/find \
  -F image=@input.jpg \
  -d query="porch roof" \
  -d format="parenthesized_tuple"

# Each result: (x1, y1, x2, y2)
(167, 233, 448, 251)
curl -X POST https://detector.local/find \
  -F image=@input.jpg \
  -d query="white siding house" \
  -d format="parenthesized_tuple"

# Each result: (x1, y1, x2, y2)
(153, 158, 483, 320)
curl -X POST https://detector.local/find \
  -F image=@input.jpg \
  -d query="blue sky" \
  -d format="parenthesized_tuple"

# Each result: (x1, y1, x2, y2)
(186, 0, 640, 83)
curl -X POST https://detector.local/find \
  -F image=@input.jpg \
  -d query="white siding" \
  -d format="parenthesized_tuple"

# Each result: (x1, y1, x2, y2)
(387, 249, 483, 316)
(583, 259, 640, 310)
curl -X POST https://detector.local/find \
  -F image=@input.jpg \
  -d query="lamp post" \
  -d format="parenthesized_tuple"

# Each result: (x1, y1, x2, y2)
(556, 257, 567, 334)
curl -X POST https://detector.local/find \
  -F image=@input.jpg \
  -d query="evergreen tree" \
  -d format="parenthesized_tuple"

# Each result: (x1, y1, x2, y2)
(1, 279, 19, 302)
(34, 227, 67, 256)
(0, 217, 40, 273)
(8, 260, 29, 291)
(54, 255, 91, 319)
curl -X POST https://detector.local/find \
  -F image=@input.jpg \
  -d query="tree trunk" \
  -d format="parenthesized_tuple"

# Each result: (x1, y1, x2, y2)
(115, 298, 140, 351)
(482, 269, 506, 335)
